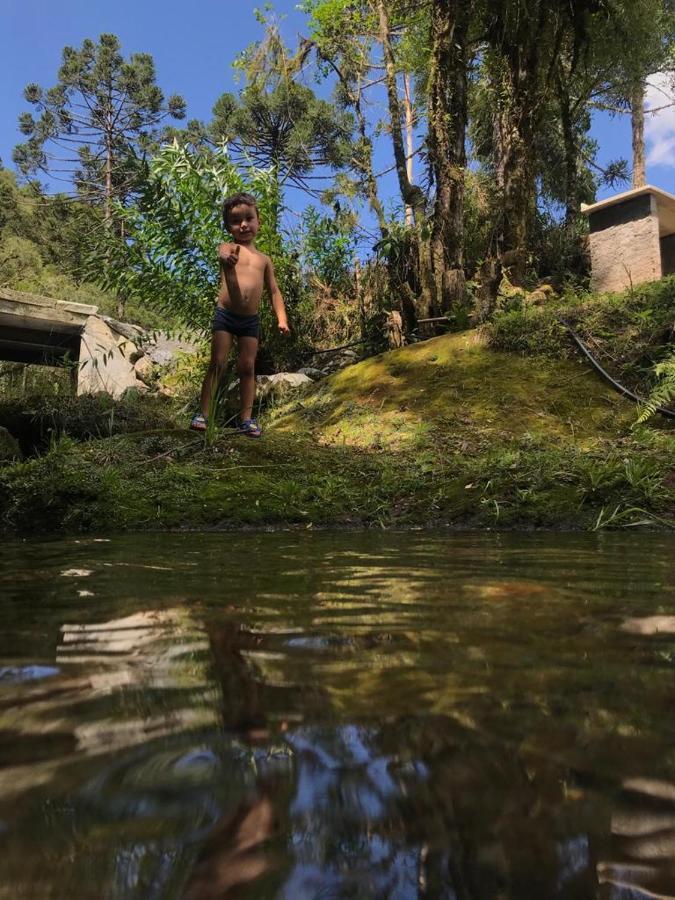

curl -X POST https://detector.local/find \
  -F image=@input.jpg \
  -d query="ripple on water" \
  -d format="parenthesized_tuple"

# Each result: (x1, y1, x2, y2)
(0, 531, 673, 899)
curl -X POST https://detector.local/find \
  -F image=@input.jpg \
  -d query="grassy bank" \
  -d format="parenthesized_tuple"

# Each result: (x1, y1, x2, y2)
(1, 282, 674, 534)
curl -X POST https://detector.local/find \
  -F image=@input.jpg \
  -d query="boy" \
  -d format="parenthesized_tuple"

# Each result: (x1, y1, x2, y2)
(190, 192, 290, 437)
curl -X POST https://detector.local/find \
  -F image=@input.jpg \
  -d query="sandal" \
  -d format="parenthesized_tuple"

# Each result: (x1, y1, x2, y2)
(190, 412, 208, 432)
(239, 418, 262, 438)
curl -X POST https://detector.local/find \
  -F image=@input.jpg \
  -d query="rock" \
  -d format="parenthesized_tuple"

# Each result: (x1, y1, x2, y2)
(0, 426, 21, 462)
(320, 349, 361, 374)
(144, 332, 202, 367)
(524, 289, 549, 306)
(297, 367, 326, 380)
(78, 316, 140, 400)
(227, 372, 313, 403)
(147, 348, 174, 367)
(257, 372, 313, 405)
(524, 282, 558, 306)
(101, 316, 146, 342)
(497, 274, 527, 300)
(134, 356, 155, 385)
(258, 372, 313, 392)
(121, 384, 149, 401)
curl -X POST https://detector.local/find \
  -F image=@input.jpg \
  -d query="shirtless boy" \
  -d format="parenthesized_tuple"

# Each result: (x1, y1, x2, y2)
(190, 193, 290, 437)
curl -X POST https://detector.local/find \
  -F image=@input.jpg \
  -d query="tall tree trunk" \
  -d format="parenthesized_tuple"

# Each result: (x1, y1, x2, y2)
(104, 128, 113, 230)
(376, 0, 433, 318)
(376, 0, 426, 221)
(353, 76, 388, 237)
(487, 49, 538, 287)
(631, 78, 646, 188)
(501, 113, 536, 286)
(403, 72, 415, 227)
(427, 0, 472, 313)
(116, 219, 127, 319)
(314, 50, 387, 238)
(104, 122, 126, 318)
(556, 66, 580, 224)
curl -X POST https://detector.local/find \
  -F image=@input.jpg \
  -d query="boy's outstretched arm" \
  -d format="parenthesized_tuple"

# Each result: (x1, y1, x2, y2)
(265, 257, 290, 336)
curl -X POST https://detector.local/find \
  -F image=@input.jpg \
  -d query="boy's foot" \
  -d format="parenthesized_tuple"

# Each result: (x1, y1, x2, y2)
(190, 413, 208, 432)
(239, 418, 262, 438)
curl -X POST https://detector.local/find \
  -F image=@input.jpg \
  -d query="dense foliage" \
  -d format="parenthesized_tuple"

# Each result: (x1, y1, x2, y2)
(2, 8, 674, 397)
(93, 142, 311, 368)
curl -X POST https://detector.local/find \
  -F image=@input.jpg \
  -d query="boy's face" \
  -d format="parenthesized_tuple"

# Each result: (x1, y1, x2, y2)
(226, 203, 260, 244)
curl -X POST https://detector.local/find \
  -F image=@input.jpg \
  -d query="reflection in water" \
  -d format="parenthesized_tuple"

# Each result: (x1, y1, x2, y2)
(599, 778, 675, 898)
(0, 532, 673, 897)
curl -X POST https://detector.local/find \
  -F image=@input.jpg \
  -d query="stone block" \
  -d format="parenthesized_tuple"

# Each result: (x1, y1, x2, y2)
(56, 300, 99, 315)
(77, 316, 140, 399)
(134, 355, 155, 385)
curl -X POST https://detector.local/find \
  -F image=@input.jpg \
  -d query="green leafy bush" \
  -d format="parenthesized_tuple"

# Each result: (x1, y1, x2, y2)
(488, 276, 675, 397)
(637, 351, 675, 422)
(299, 204, 357, 293)
(92, 142, 308, 370)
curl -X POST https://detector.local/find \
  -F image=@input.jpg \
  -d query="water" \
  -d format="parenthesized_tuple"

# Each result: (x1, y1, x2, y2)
(0, 532, 674, 899)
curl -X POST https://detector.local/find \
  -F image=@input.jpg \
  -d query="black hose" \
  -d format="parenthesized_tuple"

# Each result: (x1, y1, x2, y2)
(559, 318, 675, 420)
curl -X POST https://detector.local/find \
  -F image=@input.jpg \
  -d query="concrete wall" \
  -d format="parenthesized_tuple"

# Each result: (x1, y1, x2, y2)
(588, 194, 662, 293)
(77, 316, 140, 398)
(661, 234, 675, 276)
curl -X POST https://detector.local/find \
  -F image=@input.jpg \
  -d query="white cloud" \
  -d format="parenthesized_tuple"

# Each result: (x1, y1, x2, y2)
(645, 71, 675, 169)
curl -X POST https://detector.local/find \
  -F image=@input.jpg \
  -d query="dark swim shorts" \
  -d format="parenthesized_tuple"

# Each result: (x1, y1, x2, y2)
(212, 306, 260, 339)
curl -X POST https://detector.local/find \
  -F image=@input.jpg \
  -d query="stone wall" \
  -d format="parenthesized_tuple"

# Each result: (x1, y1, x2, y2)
(588, 194, 662, 293)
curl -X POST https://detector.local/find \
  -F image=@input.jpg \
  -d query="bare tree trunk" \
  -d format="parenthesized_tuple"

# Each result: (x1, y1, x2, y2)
(353, 77, 388, 237)
(487, 49, 538, 287)
(631, 79, 646, 188)
(501, 118, 536, 286)
(403, 72, 415, 227)
(376, 0, 433, 319)
(104, 122, 127, 319)
(427, 0, 472, 313)
(116, 219, 126, 319)
(556, 66, 580, 224)
(376, 0, 426, 222)
(314, 50, 387, 238)
(104, 130, 113, 230)
(103, 88, 128, 319)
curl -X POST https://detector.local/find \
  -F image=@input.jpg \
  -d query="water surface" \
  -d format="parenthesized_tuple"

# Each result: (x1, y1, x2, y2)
(1, 532, 674, 899)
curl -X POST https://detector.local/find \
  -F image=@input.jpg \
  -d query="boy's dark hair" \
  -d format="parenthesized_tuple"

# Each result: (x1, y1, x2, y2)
(222, 192, 259, 226)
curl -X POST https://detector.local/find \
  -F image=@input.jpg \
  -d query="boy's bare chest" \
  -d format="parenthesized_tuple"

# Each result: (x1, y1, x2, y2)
(234, 254, 266, 277)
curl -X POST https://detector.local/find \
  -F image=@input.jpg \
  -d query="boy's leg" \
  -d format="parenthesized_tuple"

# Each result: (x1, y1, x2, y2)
(237, 336, 259, 421)
(200, 330, 233, 416)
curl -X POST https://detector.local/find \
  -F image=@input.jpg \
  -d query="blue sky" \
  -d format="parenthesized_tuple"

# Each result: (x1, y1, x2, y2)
(2, 0, 674, 236)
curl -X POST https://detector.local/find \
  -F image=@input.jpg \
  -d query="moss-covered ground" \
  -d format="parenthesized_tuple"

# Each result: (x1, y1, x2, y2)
(1, 298, 673, 535)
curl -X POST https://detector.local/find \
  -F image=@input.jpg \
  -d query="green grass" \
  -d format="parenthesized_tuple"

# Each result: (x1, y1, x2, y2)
(1, 279, 674, 533)
(1, 331, 673, 534)
(488, 274, 675, 392)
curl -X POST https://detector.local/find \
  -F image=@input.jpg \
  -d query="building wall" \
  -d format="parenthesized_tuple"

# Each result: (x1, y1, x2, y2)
(588, 194, 662, 293)
(661, 234, 675, 276)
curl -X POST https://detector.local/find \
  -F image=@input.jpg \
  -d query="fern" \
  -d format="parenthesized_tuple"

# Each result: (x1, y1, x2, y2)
(637, 351, 675, 423)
